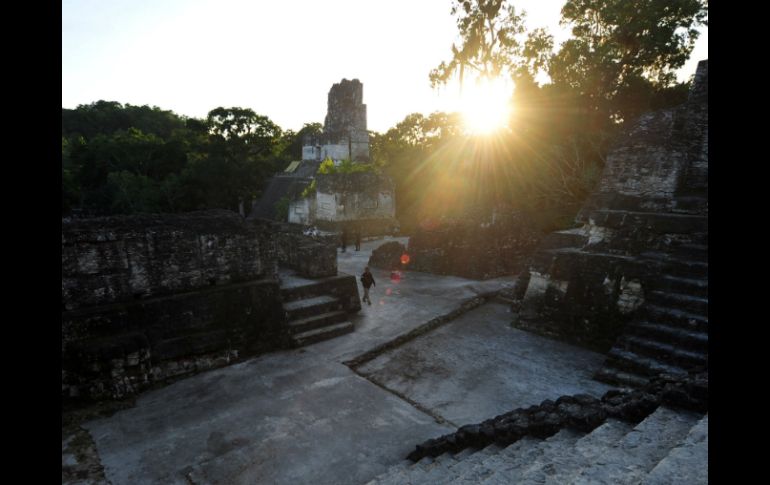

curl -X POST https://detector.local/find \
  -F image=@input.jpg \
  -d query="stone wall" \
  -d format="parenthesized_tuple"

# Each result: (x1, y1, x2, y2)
(62, 279, 286, 401)
(271, 222, 338, 278)
(62, 211, 289, 402)
(408, 371, 708, 461)
(323, 78, 369, 161)
(287, 197, 315, 225)
(577, 61, 708, 219)
(303, 78, 369, 162)
(514, 60, 708, 350)
(313, 172, 398, 235)
(62, 210, 276, 310)
(516, 250, 649, 349)
(315, 218, 400, 239)
(405, 213, 543, 280)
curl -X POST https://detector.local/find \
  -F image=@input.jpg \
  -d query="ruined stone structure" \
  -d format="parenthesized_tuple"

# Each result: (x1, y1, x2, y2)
(369, 372, 707, 484)
(404, 213, 543, 279)
(62, 211, 285, 401)
(254, 78, 397, 235)
(62, 211, 360, 402)
(302, 78, 369, 162)
(513, 60, 708, 388)
(309, 172, 398, 235)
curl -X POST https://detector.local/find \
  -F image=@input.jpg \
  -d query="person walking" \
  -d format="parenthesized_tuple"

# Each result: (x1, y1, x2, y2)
(340, 227, 348, 252)
(360, 266, 375, 305)
(354, 229, 361, 251)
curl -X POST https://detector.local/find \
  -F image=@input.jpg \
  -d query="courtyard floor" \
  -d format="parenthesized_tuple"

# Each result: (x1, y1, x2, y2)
(63, 236, 613, 485)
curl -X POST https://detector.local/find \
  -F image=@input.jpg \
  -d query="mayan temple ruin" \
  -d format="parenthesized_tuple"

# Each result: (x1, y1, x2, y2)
(63, 60, 708, 485)
(254, 78, 398, 235)
(302, 78, 370, 163)
(363, 59, 709, 484)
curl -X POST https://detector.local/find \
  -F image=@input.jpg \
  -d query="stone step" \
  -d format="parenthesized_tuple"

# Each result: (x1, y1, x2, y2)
(668, 243, 708, 261)
(605, 347, 691, 378)
(481, 429, 582, 484)
(283, 295, 341, 320)
(645, 304, 708, 332)
(593, 366, 650, 389)
(438, 445, 500, 484)
(539, 228, 589, 250)
(571, 406, 701, 484)
(451, 447, 477, 461)
(281, 277, 330, 302)
(290, 321, 354, 347)
(648, 291, 708, 315)
(642, 414, 708, 485)
(374, 459, 413, 484)
(672, 196, 708, 214)
(617, 335, 707, 369)
(364, 459, 409, 485)
(639, 252, 709, 276)
(412, 454, 434, 470)
(543, 419, 635, 485)
(627, 322, 708, 353)
(370, 469, 407, 485)
(440, 443, 505, 485)
(449, 438, 536, 484)
(587, 210, 707, 234)
(654, 275, 708, 298)
(390, 452, 452, 485)
(408, 452, 466, 484)
(419, 451, 453, 471)
(368, 453, 434, 485)
(278, 270, 356, 301)
(287, 310, 348, 334)
(663, 259, 708, 278)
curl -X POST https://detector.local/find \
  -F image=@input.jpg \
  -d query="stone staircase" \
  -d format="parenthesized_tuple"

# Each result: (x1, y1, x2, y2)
(595, 238, 708, 389)
(365, 407, 707, 485)
(279, 269, 358, 347)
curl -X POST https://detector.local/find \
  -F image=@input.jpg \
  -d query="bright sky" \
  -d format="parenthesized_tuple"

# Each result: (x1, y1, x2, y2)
(62, 0, 708, 134)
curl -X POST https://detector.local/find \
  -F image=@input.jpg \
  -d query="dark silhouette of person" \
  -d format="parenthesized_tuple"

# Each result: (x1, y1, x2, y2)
(360, 266, 375, 305)
(355, 229, 361, 251)
(341, 227, 347, 252)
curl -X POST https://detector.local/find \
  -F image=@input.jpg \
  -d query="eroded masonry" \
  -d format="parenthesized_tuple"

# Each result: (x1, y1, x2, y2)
(253, 78, 398, 236)
(63, 62, 707, 484)
(366, 60, 708, 485)
(62, 212, 360, 401)
(511, 60, 708, 387)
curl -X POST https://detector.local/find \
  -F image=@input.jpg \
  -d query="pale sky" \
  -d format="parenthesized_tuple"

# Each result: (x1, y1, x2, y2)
(62, 0, 708, 134)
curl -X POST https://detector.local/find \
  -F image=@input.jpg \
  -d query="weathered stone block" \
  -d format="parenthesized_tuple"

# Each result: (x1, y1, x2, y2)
(62, 211, 276, 310)
(406, 214, 543, 279)
(272, 222, 337, 278)
(62, 279, 287, 401)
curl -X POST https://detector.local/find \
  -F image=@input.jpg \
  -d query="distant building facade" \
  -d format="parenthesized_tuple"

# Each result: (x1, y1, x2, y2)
(253, 78, 396, 236)
(301, 78, 370, 163)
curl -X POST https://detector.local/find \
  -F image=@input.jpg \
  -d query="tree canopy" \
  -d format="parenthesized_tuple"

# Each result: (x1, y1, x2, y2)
(61, 102, 308, 217)
(62, 0, 707, 229)
(370, 0, 707, 231)
(429, 0, 553, 87)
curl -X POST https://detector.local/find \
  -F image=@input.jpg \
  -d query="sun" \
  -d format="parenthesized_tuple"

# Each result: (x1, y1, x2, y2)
(458, 76, 513, 135)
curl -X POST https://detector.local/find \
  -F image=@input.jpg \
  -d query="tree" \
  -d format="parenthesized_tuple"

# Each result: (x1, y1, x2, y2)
(550, 0, 708, 123)
(370, 112, 471, 231)
(203, 107, 286, 215)
(61, 102, 290, 216)
(429, 0, 553, 87)
(62, 101, 185, 140)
